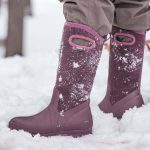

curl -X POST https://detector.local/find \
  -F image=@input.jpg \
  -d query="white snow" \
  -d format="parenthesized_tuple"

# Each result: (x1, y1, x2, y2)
(73, 62, 80, 68)
(59, 76, 62, 82)
(0, 0, 150, 150)
(60, 110, 64, 117)
(59, 94, 63, 99)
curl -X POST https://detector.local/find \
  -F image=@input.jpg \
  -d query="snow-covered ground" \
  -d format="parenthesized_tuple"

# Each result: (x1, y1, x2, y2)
(0, 0, 150, 150)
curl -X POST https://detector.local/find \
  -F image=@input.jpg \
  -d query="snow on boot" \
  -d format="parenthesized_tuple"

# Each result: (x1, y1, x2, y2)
(99, 26, 145, 118)
(9, 22, 105, 137)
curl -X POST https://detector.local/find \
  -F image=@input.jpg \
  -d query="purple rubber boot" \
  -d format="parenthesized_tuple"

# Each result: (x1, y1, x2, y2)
(9, 22, 104, 137)
(99, 26, 145, 118)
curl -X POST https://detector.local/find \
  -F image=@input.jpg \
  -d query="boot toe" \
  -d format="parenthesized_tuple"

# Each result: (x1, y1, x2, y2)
(9, 117, 25, 131)
(8, 107, 53, 135)
(9, 116, 40, 135)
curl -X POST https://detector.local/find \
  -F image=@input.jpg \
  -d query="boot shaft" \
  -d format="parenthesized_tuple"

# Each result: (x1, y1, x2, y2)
(108, 26, 146, 104)
(56, 22, 104, 112)
(99, 26, 145, 118)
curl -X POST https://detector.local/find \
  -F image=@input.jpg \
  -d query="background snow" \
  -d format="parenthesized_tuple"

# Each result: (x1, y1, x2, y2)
(0, 0, 150, 150)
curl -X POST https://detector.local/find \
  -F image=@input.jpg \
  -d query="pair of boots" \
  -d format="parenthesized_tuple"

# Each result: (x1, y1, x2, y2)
(9, 22, 145, 137)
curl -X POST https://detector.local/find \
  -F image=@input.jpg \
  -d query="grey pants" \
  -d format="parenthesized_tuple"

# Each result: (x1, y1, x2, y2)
(62, 0, 150, 36)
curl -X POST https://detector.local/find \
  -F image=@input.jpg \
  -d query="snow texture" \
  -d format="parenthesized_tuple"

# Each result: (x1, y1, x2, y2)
(73, 62, 80, 68)
(0, 0, 150, 150)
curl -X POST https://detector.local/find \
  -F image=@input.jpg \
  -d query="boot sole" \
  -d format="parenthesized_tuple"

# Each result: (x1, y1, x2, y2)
(10, 125, 92, 138)
(36, 129, 92, 138)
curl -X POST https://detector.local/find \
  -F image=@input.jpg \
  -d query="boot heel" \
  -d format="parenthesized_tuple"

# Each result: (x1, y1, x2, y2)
(114, 94, 144, 118)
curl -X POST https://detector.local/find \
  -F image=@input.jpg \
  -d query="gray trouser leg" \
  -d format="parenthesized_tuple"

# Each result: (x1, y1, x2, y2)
(63, 0, 115, 36)
(113, 0, 150, 31)
(61, 0, 150, 35)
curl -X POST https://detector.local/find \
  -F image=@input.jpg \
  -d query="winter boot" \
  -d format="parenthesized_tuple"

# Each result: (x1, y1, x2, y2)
(99, 26, 145, 118)
(9, 22, 105, 137)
